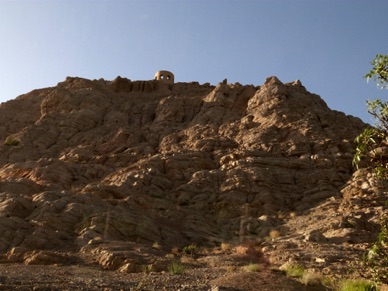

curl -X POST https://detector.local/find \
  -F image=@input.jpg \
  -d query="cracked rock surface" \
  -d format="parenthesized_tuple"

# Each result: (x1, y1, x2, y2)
(0, 75, 386, 290)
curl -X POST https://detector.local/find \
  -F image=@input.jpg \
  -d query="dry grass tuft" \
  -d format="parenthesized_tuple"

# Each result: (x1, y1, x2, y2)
(152, 242, 161, 249)
(220, 242, 231, 253)
(233, 241, 262, 261)
(300, 271, 323, 286)
(269, 229, 281, 240)
(165, 253, 175, 259)
(234, 245, 249, 255)
(171, 247, 179, 255)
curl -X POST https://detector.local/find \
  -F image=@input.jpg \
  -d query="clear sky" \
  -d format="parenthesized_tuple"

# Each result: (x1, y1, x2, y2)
(1, 0, 387, 123)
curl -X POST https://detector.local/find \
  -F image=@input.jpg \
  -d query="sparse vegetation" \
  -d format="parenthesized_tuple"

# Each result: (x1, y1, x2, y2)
(320, 277, 336, 289)
(182, 244, 197, 256)
(300, 271, 323, 286)
(339, 279, 377, 291)
(4, 138, 19, 146)
(282, 263, 328, 287)
(242, 263, 260, 272)
(167, 260, 185, 275)
(284, 263, 306, 278)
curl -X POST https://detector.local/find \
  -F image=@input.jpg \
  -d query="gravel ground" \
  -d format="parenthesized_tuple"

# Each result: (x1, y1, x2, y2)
(0, 263, 328, 291)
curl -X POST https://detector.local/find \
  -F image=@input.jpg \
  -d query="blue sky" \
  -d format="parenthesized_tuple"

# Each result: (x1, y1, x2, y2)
(1, 0, 387, 123)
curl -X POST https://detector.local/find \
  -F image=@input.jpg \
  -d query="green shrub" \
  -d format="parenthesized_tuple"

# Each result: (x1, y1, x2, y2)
(339, 279, 377, 291)
(167, 260, 185, 275)
(4, 139, 19, 146)
(284, 264, 306, 278)
(242, 263, 260, 272)
(363, 218, 388, 284)
(353, 53, 388, 285)
(182, 244, 197, 255)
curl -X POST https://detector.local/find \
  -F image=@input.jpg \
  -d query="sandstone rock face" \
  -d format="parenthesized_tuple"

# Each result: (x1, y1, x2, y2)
(0, 75, 367, 259)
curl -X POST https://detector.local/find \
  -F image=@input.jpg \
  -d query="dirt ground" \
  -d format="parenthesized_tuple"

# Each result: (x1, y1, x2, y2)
(0, 260, 329, 291)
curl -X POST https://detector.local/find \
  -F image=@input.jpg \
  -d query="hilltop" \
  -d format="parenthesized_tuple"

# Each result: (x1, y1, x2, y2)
(0, 75, 385, 290)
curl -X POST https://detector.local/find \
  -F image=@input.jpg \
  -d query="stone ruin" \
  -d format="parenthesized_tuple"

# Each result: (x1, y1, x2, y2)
(154, 70, 174, 84)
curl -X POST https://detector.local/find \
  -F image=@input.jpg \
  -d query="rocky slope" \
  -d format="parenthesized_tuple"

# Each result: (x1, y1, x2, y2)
(0, 75, 385, 288)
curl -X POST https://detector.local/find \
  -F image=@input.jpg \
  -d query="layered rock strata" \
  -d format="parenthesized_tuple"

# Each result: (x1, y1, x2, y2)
(0, 75, 366, 264)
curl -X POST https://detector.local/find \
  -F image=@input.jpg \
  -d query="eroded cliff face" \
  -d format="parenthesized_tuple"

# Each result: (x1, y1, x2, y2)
(0, 75, 367, 262)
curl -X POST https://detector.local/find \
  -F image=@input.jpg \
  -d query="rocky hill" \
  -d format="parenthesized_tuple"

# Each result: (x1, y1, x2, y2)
(0, 75, 385, 289)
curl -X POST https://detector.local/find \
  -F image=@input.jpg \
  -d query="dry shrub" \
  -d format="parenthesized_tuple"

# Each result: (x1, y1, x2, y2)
(277, 211, 286, 220)
(152, 242, 161, 249)
(165, 253, 175, 259)
(171, 247, 179, 255)
(269, 229, 281, 240)
(220, 242, 231, 253)
(234, 245, 249, 255)
(301, 271, 323, 286)
(233, 241, 261, 259)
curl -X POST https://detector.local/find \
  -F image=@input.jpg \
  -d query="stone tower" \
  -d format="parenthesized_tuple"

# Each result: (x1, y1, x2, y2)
(154, 70, 174, 84)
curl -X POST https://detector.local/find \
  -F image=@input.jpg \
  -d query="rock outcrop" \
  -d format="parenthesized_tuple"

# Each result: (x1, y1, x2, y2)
(0, 75, 370, 268)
